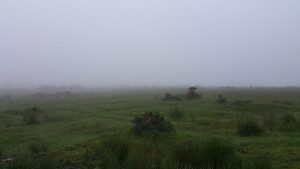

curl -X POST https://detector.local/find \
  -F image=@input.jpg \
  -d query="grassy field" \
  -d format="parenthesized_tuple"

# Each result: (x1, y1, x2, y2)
(1, 87, 300, 169)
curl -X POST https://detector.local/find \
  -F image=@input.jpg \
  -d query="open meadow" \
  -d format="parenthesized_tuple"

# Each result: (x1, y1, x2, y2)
(1, 87, 300, 169)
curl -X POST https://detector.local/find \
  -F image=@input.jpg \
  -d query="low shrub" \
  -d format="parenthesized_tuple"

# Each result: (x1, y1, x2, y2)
(168, 107, 184, 121)
(132, 112, 173, 136)
(186, 87, 200, 99)
(22, 107, 43, 125)
(237, 119, 264, 136)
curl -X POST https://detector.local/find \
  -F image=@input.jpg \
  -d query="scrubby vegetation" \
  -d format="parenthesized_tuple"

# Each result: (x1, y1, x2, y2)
(186, 87, 200, 99)
(131, 112, 173, 136)
(0, 87, 299, 168)
(22, 107, 43, 125)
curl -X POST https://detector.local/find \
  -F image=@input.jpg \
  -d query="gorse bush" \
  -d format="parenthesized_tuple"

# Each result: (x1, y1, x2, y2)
(168, 107, 184, 121)
(131, 112, 173, 136)
(237, 119, 264, 136)
(186, 87, 200, 99)
(22, 107, 43, 125)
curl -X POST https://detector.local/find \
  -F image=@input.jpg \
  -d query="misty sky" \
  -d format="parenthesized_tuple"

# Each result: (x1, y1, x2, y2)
(1, 0, 300, 87)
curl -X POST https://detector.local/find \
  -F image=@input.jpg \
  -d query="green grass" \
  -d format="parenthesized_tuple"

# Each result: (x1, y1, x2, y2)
(0, 87, 300, 168)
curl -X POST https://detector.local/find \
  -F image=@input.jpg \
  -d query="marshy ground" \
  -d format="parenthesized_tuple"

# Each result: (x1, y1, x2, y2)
(0, 87, 300, 169)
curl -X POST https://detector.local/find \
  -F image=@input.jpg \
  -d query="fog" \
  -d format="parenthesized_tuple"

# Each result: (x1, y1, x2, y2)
(1, 0, 299, 88)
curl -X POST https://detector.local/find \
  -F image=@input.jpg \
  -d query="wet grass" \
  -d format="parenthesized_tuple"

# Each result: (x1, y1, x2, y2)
(0, 87, 300, 168)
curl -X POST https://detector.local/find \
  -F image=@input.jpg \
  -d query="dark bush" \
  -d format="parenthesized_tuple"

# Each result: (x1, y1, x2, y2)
(168, 107, 184, 121)
(237, 119, 264, 136)
(132, 112, 173, 136)
(22, 107, 43, 125)
(186, 87, 200, 99)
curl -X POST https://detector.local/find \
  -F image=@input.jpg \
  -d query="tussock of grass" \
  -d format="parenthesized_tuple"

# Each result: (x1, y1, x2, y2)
(131, 112, 174, 136)
(84, 136, 242, 169)
(237, 118, 264, 136)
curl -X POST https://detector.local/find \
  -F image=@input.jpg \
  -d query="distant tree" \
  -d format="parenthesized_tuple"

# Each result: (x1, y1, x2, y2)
(186, 87, 200, 99)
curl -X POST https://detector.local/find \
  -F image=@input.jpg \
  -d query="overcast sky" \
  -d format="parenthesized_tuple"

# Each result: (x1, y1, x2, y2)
(1, 0, 299, 87)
